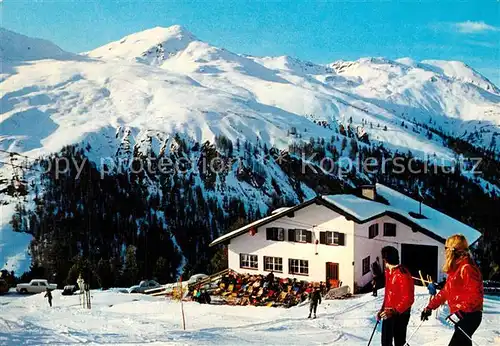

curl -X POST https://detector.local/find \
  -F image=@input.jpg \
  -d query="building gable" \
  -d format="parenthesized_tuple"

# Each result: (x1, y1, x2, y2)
(210, 184, 480, 247)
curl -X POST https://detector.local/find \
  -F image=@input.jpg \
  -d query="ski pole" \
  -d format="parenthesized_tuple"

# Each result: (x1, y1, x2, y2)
(366, 320, 379, 346)
(456, 326, 479, 346)
(455, 324, 481, 346)
(403, 319, 425, 346)
(446, 315, 481, 346)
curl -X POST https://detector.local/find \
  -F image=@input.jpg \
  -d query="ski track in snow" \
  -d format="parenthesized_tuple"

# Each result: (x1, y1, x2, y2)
(0, 287, 499, 345)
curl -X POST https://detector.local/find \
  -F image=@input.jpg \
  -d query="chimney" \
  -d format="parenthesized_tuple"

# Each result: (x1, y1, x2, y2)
(361, 185, 376, 200)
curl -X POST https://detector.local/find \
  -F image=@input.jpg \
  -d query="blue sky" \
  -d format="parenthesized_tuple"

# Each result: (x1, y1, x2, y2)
(1, 0, 499, 85)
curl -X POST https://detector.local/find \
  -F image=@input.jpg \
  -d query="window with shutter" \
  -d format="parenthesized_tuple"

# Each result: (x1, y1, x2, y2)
(266, 227, 284, 241)
(289, 229, 308, 243)
(323, 231, 345, 246)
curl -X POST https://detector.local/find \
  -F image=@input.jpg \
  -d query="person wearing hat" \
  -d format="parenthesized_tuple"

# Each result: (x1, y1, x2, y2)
(376, 246, 414, 346)
(420, 234, 483, 346)
(308, 284, 322, 319)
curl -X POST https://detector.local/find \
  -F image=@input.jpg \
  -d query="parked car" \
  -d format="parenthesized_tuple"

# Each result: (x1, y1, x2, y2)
(128, 280, 161, 294)
(16, 279, 57, 294)
(0, 279, 9, 295)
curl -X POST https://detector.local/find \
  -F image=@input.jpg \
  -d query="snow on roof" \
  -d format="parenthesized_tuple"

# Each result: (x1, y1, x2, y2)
(321, 194, 388, 220)
(209, 206, 297, 246)
(375, 184, 481, 245)
(323, 183, 481, 245)
(271, 207, 291, 215)
(211, 183, 481, 247)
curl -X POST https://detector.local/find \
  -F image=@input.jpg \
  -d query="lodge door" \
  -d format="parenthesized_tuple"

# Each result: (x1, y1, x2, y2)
(326, 262, 339, 288)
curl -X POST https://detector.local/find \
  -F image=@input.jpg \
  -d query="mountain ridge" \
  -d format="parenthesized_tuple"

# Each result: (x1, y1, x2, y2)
(1, 25, 499, 275)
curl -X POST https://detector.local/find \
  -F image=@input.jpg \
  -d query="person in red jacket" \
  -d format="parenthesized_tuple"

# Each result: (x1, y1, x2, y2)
(421, 234, 483, 346)
(376, 246, 415, 346)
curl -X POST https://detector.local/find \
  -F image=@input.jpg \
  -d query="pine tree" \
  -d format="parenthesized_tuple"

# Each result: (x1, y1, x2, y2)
(97, 258, 113, 289)
(123, 245, 139, 286)
(210, 247, 228, 273)
(153, 256, 169, 283)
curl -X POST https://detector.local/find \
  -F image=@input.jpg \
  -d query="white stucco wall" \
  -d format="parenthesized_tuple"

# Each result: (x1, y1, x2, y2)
(228, 204, 356, 289)
(354, 215, 445, 289)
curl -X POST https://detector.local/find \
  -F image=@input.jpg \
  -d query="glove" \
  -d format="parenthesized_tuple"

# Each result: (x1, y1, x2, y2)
(376, 310, 383, 321)
(380, 308, 397, 320)
(421, 308, 432, 321)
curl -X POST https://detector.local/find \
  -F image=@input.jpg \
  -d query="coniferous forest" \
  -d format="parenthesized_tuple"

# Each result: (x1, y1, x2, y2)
(8, 131, 500, 288)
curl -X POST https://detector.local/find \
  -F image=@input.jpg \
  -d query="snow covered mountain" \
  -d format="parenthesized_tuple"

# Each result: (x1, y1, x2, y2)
(2, 26, 498, 159)
(2, 26, 499, 156)
(0, 27, 74, 63)
(1, 25, 499, 274)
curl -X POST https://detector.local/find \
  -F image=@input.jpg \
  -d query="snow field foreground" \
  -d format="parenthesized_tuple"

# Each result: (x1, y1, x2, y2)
(1, 287, 499, 345)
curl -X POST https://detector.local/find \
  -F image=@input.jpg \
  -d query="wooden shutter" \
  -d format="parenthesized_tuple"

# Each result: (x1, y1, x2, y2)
(369, 225, 376, 239)
(288, 258, 293, 273)
(337, 232, 345, 246)
(306, 230, 312, 243)
(288, 229, 295, 242)
(319, 231, 326, 244)
(266, 228, 272, 240)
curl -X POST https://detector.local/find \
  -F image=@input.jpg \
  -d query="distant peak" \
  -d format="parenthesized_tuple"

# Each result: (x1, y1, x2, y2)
(87, 24, 198, 61)
(115, 25, 198, 45)
(137, 25, 197, 40)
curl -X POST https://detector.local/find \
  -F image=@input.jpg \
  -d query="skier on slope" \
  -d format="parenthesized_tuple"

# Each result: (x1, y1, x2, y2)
(376, 246, 414, 346)
(44, 287, 53, 307)
(420, 234, 483, 346)
(308, 285, 322, 319)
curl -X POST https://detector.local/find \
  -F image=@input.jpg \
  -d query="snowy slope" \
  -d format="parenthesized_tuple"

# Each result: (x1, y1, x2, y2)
(329, 58, 500, 144)
(1, 288, 499, 345)
(1, 25, 499, 273)
(0, 27, 74, 62)
(419, 59, 500, 94)
(2, 25, 499, 158)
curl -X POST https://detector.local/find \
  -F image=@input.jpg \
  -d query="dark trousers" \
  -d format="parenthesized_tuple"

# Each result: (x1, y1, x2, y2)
(449, 311, 482, 346)
(381, 309, 411, 346)
(48, 299, 52, 307)
(309, 302, 318, 315)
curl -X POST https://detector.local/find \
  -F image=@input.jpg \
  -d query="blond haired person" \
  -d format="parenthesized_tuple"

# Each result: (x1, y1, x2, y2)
(421, 234, 483, 346)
